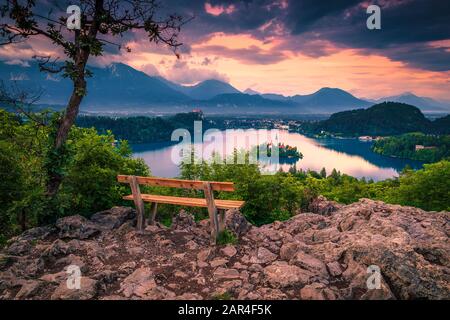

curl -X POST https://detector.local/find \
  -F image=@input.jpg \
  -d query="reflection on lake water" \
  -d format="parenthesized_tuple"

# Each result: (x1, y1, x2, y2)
(131, 130, 423, 181)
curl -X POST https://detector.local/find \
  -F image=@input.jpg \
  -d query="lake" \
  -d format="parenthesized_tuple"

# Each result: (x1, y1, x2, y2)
(131, 129, 424, 181)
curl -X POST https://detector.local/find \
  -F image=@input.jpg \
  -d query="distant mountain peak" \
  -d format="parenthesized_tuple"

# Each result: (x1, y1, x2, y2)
(377, 92, 449, 112)
(244, 88, 260, 95)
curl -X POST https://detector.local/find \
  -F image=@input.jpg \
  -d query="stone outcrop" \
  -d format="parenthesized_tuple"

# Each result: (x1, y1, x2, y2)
(0, 198, 449, 300)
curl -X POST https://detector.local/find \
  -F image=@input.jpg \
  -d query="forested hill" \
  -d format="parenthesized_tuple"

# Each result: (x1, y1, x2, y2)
(76, 112, 206, 144)
(309, 102, 449, 136)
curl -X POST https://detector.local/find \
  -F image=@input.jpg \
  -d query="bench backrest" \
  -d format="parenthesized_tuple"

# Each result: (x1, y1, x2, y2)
(117, 175, 236, 192)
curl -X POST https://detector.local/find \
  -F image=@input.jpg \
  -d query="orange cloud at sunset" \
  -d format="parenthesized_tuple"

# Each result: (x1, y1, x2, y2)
(116, 32, 450, 101)
(1, 0, 449, 102)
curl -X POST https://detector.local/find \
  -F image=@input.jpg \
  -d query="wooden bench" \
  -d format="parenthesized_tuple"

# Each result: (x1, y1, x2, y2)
(117, 175, 245, 243)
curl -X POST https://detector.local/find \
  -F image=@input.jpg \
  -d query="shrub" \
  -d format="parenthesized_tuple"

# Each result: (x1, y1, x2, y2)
(217, 230, 238, 245)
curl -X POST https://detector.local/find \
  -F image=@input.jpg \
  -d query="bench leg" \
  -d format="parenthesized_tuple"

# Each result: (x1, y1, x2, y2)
(149, 202, 158, 225)
(129, 176, 145, 231)
(203, 182, 219, 245)
(218, 209, 226, 234)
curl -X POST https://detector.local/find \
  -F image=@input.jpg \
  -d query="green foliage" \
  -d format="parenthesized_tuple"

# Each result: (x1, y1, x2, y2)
(180, 151, 450, 226)
(76, 112, 205, 144)
(0, 110, 150, 237)
(386, 161, 450, 211)
(212, 292, 233, 300)
(309, 102, 435, 136)
(217, 230, 238, 246)
(2, 109, 449, 242)
(60, 127, 149, 217)
(372, 133, 450, 163)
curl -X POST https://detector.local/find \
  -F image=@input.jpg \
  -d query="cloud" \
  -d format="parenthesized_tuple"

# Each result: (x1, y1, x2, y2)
(201, 57, 213, 66)
(164, 59, 229, 85)
(5, 59, 30, 67)
(196, 44, 287, 64)
(282, 0, 450, 71)
(204, 2, 236, 16)
(140, 63, 161, 77)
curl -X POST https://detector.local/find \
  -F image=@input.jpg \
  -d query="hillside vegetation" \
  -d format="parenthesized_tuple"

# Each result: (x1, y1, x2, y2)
(308, 102, 449, 136)
(76, 112, 204, 144)
(372, 133, 450, 162)
(1, 109, 449, 246)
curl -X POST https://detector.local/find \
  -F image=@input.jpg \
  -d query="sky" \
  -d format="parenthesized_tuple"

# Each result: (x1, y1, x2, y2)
(1, 0, 450, 100)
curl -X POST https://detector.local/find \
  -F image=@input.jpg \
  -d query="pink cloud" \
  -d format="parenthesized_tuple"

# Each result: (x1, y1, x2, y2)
(204, 3, 236, 16)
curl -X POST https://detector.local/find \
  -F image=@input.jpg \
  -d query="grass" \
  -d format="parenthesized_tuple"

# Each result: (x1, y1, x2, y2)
(217, 230, 238, 245)
(212, 292, 233, 300)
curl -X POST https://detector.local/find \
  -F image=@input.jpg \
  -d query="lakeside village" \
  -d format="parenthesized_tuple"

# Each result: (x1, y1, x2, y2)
(108, 109, 437, 155)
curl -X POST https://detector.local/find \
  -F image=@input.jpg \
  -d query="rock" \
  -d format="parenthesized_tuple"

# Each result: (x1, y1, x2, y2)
(186, 240, 199, 250)
(143, 286, 176, 300)
(225, 209, 250, 237)
(221, 245, 237, 258)
(197, 248, 213, 263)
(145, 225, 162, 233)
(213, 268, 240, 280)
(6, 240, 32, 256)
(1, 198, 449, 300)
(300, 283, 336, 300)
(264, 262, 312, 288)
(120, 267, 156, 298)
(174, 293, 203, 300)
(55, 254, 86, 272)
(40, 271, 66, 283)
(251, 247, 278, 265)
(210, 258, 228, 268)
(174, 271, 188, 279)
(0, 254, 17, 270)
(56, 215, 101, 239)
(15, 226, 55, 242)
(326, 262, 343, 277)
(249, 264, 263, 272)
(39, 239, 71, 265)
(15, 280, 43, 299)
(221, 280, 243, 290)
(308, 196, 342, 216)
(90, 207, 135, 230)
(280, 242, 299, 261)
(233, 262, 248, 270)
(291, 251, 328, 277)
(255, 287, 288, 300)
(172, 210, 196, 230)
(51, 277, 97, 300)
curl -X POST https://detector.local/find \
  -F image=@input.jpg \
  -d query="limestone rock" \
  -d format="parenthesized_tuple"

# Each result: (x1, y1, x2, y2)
(15, 280, 43, 299)
(90, 207, 135, 230)
(264, 262, 312, 288)
(172, 210, 196, 230)
(225, 209, 250, 237)
(1, 197, 449, 300)
(221, 245, 237, 258)
(51, 277, 97, 300)
(308, 195, 342, 216)
(120, 267, 155, 298)
(213, 267, 240, 280)
(56, 215, 101, 239)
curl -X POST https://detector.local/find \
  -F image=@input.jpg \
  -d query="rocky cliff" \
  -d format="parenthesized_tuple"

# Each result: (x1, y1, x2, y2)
(1, 198, 449, 300)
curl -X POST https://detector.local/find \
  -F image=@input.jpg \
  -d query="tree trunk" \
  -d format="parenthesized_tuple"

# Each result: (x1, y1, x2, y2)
(44, 0, 103, 198)
(20, 209, 26, 232)
(45, 63, 87, 197)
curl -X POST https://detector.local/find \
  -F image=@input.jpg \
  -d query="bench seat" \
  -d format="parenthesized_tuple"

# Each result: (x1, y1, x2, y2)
(123, 194, 245, 210)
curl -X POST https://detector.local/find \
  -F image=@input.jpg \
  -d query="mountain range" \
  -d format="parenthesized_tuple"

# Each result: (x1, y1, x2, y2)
(1, 60, 448, 114)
